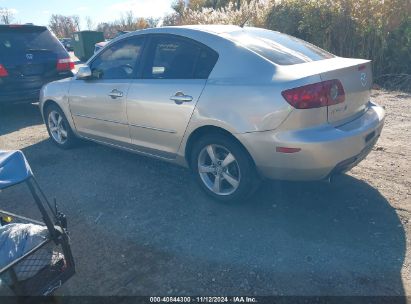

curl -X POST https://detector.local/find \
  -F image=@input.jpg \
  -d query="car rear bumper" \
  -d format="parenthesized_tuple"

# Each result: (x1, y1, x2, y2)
(0, 74, 73, 105)
(0, 89, 41, 104)
(239, 101, 385, 181)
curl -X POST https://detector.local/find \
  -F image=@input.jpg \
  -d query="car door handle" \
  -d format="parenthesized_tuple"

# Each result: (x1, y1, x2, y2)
(108, 89, 123, 99)
(170, 92, 193, 104)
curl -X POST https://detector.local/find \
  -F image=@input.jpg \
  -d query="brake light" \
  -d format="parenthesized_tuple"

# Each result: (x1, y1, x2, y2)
(0, 64, 9, 77)
(56, 58, 74, 71)
(281, 79, 345, 109)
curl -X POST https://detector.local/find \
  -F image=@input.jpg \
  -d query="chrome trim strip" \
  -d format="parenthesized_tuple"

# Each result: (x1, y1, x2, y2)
(74, 114, 125, 125)
(73, 114, 177, 134)
(129, 123, 177, 134)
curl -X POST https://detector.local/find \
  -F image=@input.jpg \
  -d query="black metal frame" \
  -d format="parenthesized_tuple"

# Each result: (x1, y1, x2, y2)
(0, 176, 75, 295)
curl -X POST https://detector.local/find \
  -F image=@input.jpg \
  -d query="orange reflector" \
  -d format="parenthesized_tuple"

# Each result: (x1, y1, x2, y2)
(276, 147, 301, 153)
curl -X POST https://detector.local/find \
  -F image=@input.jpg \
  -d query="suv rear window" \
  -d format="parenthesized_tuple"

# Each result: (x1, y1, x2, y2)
(226, 28, 334, 65)
(0, 26, 67, 56)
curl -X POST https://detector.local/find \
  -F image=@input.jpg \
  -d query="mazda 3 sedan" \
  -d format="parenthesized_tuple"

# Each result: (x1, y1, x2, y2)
(39, 25, 385, 201)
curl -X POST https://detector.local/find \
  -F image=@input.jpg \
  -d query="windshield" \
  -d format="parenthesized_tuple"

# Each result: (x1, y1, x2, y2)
(226, 28, 335, 65)
(0, 27, 67, 56)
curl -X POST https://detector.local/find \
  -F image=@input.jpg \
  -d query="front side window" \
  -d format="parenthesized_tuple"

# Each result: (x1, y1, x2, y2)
(90, 37, 144, 80)
(143, 35, 218, 79)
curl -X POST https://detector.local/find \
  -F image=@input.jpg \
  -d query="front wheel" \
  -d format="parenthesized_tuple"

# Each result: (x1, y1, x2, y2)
(45, 104, 77, 149)
(191, 134, 259, 202)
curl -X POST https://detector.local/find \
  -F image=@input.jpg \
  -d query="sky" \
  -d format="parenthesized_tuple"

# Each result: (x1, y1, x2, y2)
(0, 0, 175, 29)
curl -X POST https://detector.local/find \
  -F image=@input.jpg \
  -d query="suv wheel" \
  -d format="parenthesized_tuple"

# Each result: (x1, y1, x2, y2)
(45, 104, 77, 149)
(191, 133, 259, 202)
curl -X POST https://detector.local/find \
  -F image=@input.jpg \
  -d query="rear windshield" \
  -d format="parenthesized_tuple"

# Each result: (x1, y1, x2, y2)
(226, 28, 334, 65)
(0, 26, 67, 56)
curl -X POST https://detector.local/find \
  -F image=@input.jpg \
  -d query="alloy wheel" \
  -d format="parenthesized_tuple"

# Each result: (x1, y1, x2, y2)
(48, 110, 68, 144)
(197, 144, 241, 196)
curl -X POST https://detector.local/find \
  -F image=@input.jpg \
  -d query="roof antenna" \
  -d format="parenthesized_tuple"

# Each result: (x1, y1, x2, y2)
(240, 13, 252, 28)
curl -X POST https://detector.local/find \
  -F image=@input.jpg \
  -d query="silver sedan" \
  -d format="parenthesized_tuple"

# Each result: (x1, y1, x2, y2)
(39, 25, 385, 202)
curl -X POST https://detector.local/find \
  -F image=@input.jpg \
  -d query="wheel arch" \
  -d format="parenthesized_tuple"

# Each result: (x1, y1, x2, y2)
(42, 99, 77, 135)
(184, 125, 257, 170)
(42, 99, 60, 118)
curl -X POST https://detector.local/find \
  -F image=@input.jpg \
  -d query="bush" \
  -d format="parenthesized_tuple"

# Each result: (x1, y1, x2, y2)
(265, 0, 411, 90)
(165, 0, 273, 27)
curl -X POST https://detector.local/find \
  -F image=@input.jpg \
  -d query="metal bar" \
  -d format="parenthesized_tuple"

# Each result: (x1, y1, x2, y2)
(60, 233, 75, 270)
(0, 209, 44, 226)
(26, 178, 57, 239)
(31, 177, 57, 219)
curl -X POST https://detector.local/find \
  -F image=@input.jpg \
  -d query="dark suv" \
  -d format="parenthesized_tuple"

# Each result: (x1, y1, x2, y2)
(0, 25, 74, 105)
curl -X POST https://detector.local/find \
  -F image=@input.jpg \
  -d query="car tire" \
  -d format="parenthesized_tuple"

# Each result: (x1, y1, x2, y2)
(190, 133, 260, 203)
(44, 104, 77, 149)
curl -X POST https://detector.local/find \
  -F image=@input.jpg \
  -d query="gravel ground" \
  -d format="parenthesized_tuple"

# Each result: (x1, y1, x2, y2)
(0, 90, 410, 296)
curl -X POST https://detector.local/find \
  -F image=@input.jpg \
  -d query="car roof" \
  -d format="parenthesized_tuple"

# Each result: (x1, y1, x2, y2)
(121, 24, 245, 40)
(170, 24, 243, 34)
(0, 24, 47, 30)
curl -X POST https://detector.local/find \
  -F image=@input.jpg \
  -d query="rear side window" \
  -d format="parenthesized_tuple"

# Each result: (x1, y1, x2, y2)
(0, 26, 67, 57)
(143, 35, 218, 79)
(195, 47, 219, 79)
(226, 28, 334, 65)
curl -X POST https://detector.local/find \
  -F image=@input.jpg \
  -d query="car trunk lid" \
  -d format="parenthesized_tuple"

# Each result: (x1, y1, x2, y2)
(319, 58, 372, 124)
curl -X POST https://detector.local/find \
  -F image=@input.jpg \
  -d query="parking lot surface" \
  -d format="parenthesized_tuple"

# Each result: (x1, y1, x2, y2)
(0, 90, 410, 295)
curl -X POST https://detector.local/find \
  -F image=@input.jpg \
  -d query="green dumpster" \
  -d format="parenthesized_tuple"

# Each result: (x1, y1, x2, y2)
(72, 31, 104, 62)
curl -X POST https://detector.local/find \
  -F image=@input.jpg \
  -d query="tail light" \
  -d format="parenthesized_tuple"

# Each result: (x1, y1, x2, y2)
(281, 79, 345, 109)
(56, 58, 74, 71)
(0, 64, 9, 77)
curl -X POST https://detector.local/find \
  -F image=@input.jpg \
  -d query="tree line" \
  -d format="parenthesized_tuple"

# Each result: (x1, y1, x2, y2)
(0, 7, 15, 24)
(47, 11, 158, 39)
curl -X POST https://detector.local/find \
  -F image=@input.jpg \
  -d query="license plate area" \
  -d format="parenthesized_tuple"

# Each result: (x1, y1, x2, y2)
(22, 64, 45, 76)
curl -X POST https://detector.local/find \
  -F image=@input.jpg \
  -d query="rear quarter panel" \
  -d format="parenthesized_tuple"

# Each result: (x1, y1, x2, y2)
(185, 33, 294, 135)
(175, 28, 335, 160)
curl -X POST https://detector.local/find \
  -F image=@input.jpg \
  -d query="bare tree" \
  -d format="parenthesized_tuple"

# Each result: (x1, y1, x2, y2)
(72, 15, 80, 31)
(145, 17, 160, 28)
(49, 14, 80, 38)
(85, 16, 94, 30)
(96, 12, 156, 39)
(0, 7, 15, 24)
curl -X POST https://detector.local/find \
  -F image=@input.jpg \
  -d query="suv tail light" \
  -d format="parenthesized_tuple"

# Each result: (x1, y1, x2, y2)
(0, 64, 9, 77)
(281, 79, 345, 109)
(56, 58, 74, 71)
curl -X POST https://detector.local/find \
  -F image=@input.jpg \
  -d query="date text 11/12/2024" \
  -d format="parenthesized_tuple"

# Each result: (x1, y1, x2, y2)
(149, 297, 257, 303)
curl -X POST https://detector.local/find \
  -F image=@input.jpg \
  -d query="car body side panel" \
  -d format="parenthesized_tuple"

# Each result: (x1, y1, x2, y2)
(127, 79, 207, 156)
(67, 79, 132, 145)
(40, 77, 75, 129)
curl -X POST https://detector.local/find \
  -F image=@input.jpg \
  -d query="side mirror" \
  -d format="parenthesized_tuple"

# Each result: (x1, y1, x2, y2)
(76, 66, 92, 80)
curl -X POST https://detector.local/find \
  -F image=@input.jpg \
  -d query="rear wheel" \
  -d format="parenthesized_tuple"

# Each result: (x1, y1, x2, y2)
(191, 133, 259, 202)
(45, 104, 77, 149)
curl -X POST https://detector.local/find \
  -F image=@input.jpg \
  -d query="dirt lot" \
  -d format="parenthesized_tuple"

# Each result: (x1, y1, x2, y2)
(0, 90, 410, 296)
